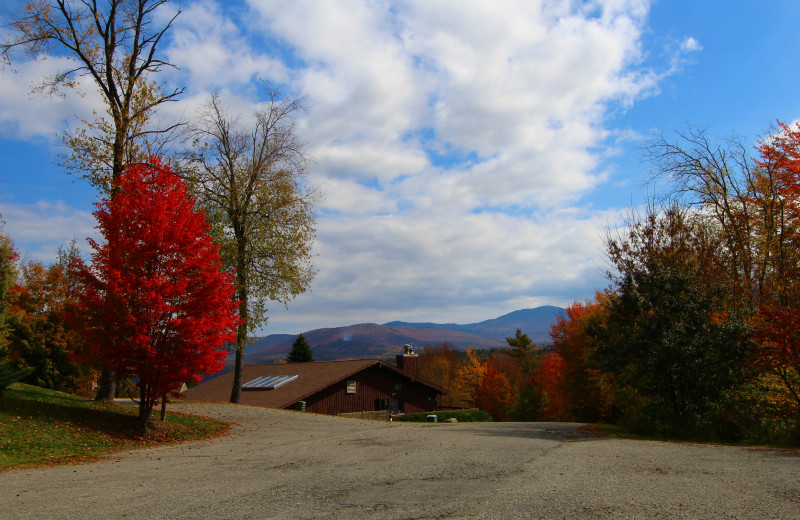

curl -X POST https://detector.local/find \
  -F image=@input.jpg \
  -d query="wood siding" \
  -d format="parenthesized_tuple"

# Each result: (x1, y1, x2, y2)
(301, 364, 438, 415)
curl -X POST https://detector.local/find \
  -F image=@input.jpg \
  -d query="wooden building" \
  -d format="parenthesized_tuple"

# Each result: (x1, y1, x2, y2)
(183, 349, 446, 416)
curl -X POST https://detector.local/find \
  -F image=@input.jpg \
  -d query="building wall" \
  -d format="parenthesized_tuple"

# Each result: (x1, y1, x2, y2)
(300, 364, 439, 415)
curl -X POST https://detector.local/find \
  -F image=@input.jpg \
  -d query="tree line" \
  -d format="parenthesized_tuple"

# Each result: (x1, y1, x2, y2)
(420, 125, 800, 443)
(2, 1, 798, 443)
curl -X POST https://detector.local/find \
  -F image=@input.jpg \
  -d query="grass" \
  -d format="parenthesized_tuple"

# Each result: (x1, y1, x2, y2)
(0, 383, 230, 471)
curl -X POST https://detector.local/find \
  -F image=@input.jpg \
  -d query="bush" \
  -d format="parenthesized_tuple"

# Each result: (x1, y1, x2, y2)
(397, 410, 492, 422)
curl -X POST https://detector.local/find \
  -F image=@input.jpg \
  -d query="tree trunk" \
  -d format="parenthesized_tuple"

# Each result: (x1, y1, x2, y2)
(138, 385, 155, 433)
(160, 393, 167, 421)
(229, 308, 248, 402)
(231, 252, 247, 403)
(94, 369, 116, 401)
(94, 143, 125, 403)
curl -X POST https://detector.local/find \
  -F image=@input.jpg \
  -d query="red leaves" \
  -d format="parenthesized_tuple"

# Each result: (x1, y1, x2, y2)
(473, 356, 524, 421)
(756, 121, 800, 217)
(535, 352, 568, 421)
(752, 306, 800, 407)
(70, 158, 239, 409)
(546, 298, 616, 422)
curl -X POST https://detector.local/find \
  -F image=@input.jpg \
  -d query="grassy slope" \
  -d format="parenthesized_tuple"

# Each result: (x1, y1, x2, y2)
(0, 383, 229, 471)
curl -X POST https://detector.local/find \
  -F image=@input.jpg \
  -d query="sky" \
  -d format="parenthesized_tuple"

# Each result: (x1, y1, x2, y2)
(1, 0, 800, 336)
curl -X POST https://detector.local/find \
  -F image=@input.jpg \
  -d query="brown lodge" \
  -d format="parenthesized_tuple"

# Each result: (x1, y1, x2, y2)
(183, 348, 447, 416)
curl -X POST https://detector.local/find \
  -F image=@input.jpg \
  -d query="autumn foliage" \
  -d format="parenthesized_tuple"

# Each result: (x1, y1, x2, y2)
(414, 121, 800, 441)
(419, 344, 464, 407)
(752, 307, 800, 408)
(470, 354, 523, 421)
(535, 352, 567, 421)
(7, 257, 95, 395)
(69, 158, 239, 430)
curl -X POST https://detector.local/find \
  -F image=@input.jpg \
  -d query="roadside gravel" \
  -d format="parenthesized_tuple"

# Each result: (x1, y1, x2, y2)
(2, 401, 798, 519)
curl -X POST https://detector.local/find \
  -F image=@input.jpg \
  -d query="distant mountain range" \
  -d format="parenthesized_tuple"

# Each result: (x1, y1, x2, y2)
(244, 306, 565, 363)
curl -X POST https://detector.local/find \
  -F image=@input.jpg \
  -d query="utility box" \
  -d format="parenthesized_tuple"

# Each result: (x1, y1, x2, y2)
(426, 414, 438, 423)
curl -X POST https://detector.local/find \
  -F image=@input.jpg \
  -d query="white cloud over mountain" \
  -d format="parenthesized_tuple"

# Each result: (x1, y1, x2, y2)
(1, 0, 684, 333)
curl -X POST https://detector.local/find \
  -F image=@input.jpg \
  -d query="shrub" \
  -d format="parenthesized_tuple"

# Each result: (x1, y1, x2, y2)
(397, 410, 492, 422)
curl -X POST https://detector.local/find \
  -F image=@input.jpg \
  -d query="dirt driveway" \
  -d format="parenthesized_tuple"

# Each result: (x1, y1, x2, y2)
(2, 402, 798, 519)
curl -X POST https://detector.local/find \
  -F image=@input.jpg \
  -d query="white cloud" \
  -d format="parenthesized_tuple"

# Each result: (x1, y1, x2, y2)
(681, 36, 702, 52)
(0, 57, 105, 140)
(165, 1, 289, 93)
(241, 0, 657, 214)
(263, 204, 619, 333)
(0, 200, 97, 264)
(0, 0, 678, 335)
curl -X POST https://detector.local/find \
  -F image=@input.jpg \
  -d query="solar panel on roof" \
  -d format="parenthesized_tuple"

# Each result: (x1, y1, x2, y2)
(241, 375, 298, 390)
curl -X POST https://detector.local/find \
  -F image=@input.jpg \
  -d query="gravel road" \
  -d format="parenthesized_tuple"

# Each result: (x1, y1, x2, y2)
(2, 402, 798, 519)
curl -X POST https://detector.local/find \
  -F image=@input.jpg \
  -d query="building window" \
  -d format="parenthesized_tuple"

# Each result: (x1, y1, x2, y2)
(374, 398, 389, 411)
(346, 380, 357, 394)
(391, 398, 404, 415)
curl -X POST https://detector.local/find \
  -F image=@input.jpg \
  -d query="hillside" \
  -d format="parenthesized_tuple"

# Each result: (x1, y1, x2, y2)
(245, 306, 564, 363)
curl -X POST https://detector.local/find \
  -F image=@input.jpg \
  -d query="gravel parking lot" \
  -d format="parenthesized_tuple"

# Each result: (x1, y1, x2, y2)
(2, 401, 799, 519)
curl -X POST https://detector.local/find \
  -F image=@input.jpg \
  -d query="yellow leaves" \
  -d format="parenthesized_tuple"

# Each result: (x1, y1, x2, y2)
(6, 0, 180, 193)
(58, 76, 165, 193)
(453, 348, 487, 407)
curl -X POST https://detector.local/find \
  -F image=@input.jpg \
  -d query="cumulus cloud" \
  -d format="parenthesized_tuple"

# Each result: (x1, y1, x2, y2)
(243, 0, 656, 213)
(0, 57, 104, 140)
(165, 0, 289, 93)
(1, 200, 97, 264)
(0, 0, 678, 334)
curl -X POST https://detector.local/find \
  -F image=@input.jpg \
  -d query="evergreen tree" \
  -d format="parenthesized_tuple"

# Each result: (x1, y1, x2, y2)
(287, 334, 314, 363)
(506, 328, 539, 378)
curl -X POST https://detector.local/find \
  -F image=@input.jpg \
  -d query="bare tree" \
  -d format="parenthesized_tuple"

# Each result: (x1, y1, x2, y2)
(2, 0, 183, 193)
(647, 126, 793, 310)
(184, 90, 318, 403)
(2, 0, 183, 400)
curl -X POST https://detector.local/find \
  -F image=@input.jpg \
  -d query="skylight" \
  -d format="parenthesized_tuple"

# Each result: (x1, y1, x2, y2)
(241, 375, 298, 390)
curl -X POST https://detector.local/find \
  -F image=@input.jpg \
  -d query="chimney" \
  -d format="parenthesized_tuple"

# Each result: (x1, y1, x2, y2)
(396, 344, 420, 377)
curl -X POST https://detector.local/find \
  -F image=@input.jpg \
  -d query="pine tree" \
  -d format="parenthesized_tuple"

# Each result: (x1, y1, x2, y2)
(287, 334, 314, 363)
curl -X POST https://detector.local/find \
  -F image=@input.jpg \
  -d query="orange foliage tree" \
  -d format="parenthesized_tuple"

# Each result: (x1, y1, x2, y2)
(536, 352, 568, 421)
(421, 345, 528, 419)
(750, 122, 800, 412)
(454, 348, 487, 408)
(549, 298, 616, 422)
(8, 254, 95, 395)
(474, 359, 521, 421)
(418, 344, 462, 407)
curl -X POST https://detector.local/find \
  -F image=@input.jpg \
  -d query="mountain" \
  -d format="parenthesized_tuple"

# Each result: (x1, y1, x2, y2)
(245, 306, 565, 363)
(384, 305, 565, 342)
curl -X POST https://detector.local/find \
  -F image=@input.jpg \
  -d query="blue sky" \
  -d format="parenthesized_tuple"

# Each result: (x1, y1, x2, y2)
(1, 0, 799, 335)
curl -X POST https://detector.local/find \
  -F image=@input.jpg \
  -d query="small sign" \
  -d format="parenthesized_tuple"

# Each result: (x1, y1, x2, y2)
(346, 381, 356, 394)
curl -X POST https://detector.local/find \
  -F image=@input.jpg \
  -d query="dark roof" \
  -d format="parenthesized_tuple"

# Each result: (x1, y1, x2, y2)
(183, 359, 447, 409)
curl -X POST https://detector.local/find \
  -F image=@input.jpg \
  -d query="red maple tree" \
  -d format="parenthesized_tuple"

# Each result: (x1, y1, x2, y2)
(473, 357, 523, 421)
(549, 298, 616, 422)
(535, 352, 568, 421)
(70, 158, 239, 431)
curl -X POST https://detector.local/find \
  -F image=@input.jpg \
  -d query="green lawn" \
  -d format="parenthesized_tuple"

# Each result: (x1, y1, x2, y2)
(0, 383, 229, 471)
